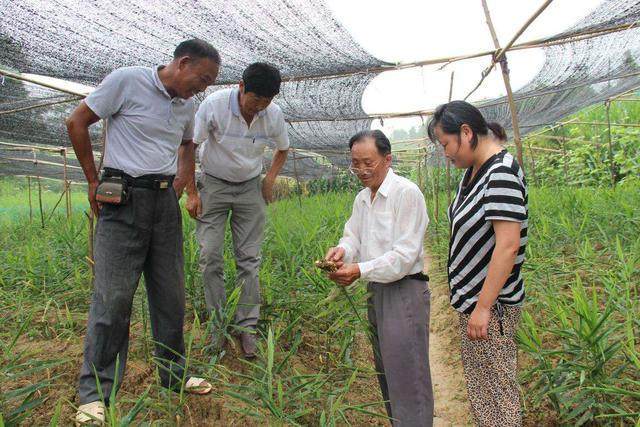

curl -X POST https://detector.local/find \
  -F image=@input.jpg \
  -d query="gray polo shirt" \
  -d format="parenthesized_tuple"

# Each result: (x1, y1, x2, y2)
(85, 66, 195, 177)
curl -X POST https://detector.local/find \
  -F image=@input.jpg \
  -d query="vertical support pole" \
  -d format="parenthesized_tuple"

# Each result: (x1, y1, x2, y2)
(481, 0, 525, 173)
(526, 138, 538, 185)
(27, 175, 33, 222)
(291, 148, 303, 208)
(37, 175, 44, 228)
(62, 148, 70, 220)
(417, 154, 423, 192)
(446, 71, 455, 207)
(559, 125, 569, 178)
(605, 101, 615, 188)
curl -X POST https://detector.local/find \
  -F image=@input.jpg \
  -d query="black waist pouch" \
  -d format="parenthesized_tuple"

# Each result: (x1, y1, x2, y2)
(95, 176, 129, 205)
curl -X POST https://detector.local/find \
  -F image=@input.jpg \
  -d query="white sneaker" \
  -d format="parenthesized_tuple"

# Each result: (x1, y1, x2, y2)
(185, 377, 213, 395)
(75, 401, 105, 426)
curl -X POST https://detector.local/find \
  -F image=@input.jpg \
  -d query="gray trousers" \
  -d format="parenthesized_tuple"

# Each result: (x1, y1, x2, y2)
(368, 278, 434, 427)
(79, 187, 186, 404)
(196, 174, 265, 329)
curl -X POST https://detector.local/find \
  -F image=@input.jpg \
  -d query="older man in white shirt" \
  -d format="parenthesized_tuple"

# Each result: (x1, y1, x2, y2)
(189, 62, 288, 358)
(324, 130, 433, 426)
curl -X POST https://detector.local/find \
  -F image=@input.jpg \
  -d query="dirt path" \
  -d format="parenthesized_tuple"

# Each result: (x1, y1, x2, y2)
(425, 252, 474, 426)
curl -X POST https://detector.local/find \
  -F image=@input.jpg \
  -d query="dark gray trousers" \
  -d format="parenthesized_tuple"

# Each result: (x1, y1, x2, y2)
(78, 187, 186, 404)
(368, 278, 434, 427)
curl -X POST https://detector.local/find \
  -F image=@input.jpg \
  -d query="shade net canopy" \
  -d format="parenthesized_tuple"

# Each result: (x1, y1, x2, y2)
(0, 0, 639, 181)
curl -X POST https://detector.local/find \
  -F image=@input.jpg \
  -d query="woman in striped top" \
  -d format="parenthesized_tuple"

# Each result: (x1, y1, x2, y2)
(428, 101, 528, 426)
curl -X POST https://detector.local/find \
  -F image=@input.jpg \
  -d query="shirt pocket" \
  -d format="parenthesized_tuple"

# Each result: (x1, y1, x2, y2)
(250, 136, 268, 156)
(370, 211, 393, 251)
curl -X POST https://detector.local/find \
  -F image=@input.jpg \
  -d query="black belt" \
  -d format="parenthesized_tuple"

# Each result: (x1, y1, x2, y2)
(103, 168, 174, 190)
(404, 272, 429, 282)
(205, 172, 258, 186)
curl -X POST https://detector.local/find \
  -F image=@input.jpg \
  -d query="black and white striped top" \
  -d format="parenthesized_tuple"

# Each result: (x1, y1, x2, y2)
(447, 150, 528, 314)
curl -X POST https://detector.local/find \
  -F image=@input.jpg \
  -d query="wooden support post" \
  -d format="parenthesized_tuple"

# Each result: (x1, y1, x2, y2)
(417, 154, 423, 192)
(27, 176, 33, 222)
(559, 125, 569, 178)
(62, 148, 71, 220)
(446, 71, 454, 207)
(37, 175, 44, 228)
(605, 101, 616, 188)
(481, 0, 526, 173)
(526, 139, 538, 185)
(291, 149, 303, 208)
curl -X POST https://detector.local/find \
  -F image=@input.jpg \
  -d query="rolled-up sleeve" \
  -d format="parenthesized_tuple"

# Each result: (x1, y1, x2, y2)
(358, 187, 428, 283)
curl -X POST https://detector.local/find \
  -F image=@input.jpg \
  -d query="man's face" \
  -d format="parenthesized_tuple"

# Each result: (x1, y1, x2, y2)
(350, 138, 391, 189)
(238, 81, 274, 117)
(174, 56, 219, 99)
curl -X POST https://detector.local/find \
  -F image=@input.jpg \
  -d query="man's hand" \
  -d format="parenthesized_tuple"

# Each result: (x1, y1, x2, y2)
(173, 177, 186, 199)
(328, 263, 360, 287)
(88, 180, 101, 217)
(186, 193, 202, 219)
(325, 246, 345, 264)
(262, 176, 275, 204)
(467, 305, 491, 340)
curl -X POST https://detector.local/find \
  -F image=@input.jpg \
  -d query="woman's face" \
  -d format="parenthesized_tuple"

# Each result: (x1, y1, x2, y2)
(434, 123, 475, 169)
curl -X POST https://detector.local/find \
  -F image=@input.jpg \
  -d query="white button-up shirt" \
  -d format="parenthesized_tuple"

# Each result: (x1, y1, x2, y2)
(338, 169, 429, 284)
(194, 88, 289, 182)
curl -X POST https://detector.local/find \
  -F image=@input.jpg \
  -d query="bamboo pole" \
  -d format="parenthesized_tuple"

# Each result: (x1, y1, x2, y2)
(0, 140, 65, 153)
(0, 69, 89, 97)
(291, 148, 303, 208)
(605, 101, 616, 188)
(417, 154, 423, 192)
(481, 0, 526, 172)
(2, 156, 82, 170)
(62, 148, 71, 220)
(0, 97, 81, 116)
(561, 143, 569, 178)
(37, 174, 44, 228)
(526, 138, 538, 185)
(27, 176, 33, 222)
(46, 184, 69, 222)
(551, 121, 640, 128)
(446, 71, 454, 208)
(493, 0, 555, 64)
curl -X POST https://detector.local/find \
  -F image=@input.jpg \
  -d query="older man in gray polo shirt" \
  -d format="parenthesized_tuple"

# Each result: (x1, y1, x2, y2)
(66, 39, 220, 425)
(188, 62, 288, 358)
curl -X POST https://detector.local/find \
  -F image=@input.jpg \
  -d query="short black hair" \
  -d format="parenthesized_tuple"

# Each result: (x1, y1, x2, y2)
(427, 100, 506, 149)
(349, 130, 392, 156)
(174, 39, 221, 64)
(242, 62, 282, 97)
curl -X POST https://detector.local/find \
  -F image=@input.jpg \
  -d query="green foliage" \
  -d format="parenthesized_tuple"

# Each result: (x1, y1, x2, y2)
(529, 98, 640, 187)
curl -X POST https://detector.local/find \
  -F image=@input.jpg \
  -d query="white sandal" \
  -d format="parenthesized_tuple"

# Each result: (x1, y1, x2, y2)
(184, 377, 213, 395)
(75, 401, 106, 426)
